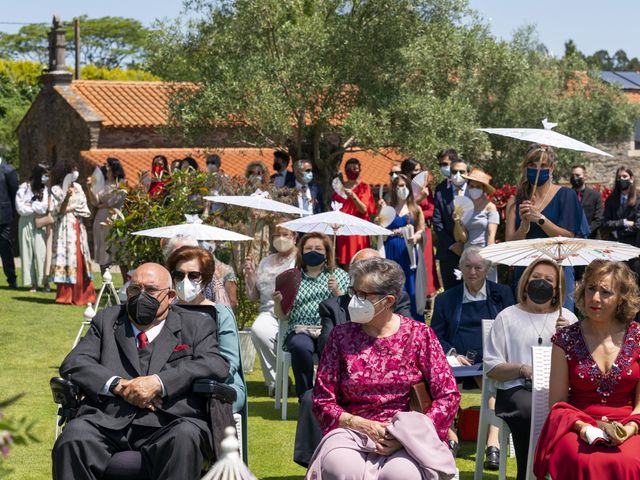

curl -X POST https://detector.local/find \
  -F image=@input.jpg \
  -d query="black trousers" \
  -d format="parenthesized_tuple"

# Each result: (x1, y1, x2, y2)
(286, 332, 318, 398)
(495, 386, 532, 480)
(0, 223, 16, 284)
(52, 417, 209, 480)
(294, 389, 323, 467)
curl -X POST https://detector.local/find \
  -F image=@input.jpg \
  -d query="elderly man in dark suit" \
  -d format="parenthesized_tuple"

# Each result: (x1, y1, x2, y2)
(52, 263, 230, 480)
(0, 157, 18, 288)
(294, 248, 414, 467)
(433, 158, 469, 290)
(430, 247, 515, 468)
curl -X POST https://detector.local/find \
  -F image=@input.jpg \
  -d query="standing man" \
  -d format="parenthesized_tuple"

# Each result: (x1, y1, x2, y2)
(433, 154, 468, 290)
(293, 159, 323, 214)
(271, 151, 295, 188)
(0, 156, 18, 288)
(570, 164, 603, 239)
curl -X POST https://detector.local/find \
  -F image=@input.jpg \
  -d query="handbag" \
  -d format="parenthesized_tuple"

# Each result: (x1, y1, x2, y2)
(35, 213, 54, 228)
(406, 322, 433, 414)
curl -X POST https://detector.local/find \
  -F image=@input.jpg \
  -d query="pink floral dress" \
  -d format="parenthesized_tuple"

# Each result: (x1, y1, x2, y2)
(312, 316, 460, 442)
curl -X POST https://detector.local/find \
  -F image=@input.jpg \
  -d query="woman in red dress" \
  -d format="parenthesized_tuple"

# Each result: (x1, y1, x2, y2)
(333, 158, 376, 266)
(400, 158, 440, 300)
(534, 260, 640, 479)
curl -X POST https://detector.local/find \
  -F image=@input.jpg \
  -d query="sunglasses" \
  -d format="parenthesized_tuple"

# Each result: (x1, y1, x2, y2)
(171, 271, 203, 282)
(389, 171, 400, 176)
(451, 169, 466, 175)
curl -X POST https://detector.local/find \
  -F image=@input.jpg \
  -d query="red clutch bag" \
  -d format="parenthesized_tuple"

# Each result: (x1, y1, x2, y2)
(275, 268, 301, 315)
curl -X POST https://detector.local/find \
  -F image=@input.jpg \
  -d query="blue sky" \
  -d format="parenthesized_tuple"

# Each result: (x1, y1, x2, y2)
(0, 1, 638, 60)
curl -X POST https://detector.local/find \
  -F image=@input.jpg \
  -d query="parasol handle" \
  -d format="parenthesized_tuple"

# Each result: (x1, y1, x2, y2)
(523, 166, 542, 235)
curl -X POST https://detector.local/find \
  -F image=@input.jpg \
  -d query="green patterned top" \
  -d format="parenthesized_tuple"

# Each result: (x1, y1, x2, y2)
(286, 267, 350, 336)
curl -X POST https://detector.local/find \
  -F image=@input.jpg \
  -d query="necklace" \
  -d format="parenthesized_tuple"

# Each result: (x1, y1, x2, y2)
(525, 310, 551, 345)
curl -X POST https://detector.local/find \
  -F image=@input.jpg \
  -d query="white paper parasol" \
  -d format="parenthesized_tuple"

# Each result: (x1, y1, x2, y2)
(478, 118, 613, 157)
(204, 192, 310, 216)
(278, 202, 393, 237)
(132, 214, 252, 241)
(478, 237, 640, 267)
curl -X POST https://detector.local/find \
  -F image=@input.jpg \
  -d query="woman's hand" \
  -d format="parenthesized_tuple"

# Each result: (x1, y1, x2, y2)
(328, 275, 341, 297)
(244, 256, 256, 276)
(272, 290, 283, 305)
(456, 355, 472, 366)
(344, 188, 355, 199)
(519, 363, 533, 380)
(352, 417, 387, 443)
(555, 315, 570, 330)
(377, 198, 386, 209)
(519, 200, 542, 223)
(375, 431, 403, 456)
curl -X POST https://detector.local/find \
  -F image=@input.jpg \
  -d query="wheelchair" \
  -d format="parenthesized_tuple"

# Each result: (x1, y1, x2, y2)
(51, 376, 239, 480)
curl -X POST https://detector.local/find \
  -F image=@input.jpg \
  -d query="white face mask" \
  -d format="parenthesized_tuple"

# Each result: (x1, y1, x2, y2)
(451, 172, 466, 187)
(207, 164, 218, 174)
(249, 174, 263, 184)
(273, 236, 294, 253)
(175, 279, 202, 302)
(348, 295, 386, 324)
(467, 187, 484, 200)
(396, 186, 410, 200)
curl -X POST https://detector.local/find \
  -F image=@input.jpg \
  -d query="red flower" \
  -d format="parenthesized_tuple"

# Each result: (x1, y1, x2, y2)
(173, 344, 190, 352)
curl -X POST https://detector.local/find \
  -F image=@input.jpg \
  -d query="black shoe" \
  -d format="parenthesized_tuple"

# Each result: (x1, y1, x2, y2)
(8, 281, 18, 289)
(448, 440, 459, 458)
(484, 446, 500, 470)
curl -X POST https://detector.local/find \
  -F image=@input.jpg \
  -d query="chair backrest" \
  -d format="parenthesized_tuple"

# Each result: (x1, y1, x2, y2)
(525, 346, 553, 480)
(481, 319, 494, 387)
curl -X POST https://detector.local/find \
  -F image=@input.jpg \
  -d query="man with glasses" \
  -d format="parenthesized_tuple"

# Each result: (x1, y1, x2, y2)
(294, 159, 324, 214)
(433, 156, 470, 290)
(430, 247, 514, 466)
(52, 263, 231, 480)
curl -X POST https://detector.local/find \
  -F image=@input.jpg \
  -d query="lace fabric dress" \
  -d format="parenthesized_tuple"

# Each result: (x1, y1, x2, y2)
(534, 322, 640, 479)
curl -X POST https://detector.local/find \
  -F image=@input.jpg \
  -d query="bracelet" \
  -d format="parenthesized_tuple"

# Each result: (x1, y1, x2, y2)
(346, 414, 355, 428)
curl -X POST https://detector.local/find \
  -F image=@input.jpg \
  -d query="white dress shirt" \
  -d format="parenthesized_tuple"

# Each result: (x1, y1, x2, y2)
(461, 281, 487, 304)
(296, 180, 313, 213)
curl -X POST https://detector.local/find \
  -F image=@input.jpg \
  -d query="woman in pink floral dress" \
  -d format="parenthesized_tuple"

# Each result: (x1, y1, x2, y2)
(308, 257, 460, 480)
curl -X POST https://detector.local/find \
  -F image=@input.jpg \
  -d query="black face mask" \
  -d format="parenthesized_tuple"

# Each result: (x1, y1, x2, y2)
(126, 291, 162, 326)
(302, 251, 326, 267)
(617, 179, 631, 191)
(570, 176, 584, 189)
(526, 279, 555, 305)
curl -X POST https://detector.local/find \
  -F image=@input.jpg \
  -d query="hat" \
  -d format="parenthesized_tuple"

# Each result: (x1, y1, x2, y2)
(462, 168, 495, 194)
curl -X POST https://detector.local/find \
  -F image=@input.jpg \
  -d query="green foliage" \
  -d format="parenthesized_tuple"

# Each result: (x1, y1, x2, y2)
(0, 393, 39, 476)
(0, 16, 151, 69)
(147, 0, 637, 188)
(79, 65, 160, 81)
(563, 40, 640, 71)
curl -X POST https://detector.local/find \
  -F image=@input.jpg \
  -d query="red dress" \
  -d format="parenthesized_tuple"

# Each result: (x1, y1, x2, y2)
(418, 193, 440, 295)
(534, 322, 640, 479)
(333, 182, 376, 265)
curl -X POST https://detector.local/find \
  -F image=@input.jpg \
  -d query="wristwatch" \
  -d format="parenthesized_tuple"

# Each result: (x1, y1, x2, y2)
(537, 215, 546, 226)
(109, 377, 122, 394)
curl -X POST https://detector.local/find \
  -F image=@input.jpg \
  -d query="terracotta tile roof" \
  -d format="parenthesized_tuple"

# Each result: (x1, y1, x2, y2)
(70, 80, 194, 128)
(80, 147, 402, 186)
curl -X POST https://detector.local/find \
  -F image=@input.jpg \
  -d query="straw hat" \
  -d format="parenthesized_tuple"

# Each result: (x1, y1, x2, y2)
(462, 168, 495, 194)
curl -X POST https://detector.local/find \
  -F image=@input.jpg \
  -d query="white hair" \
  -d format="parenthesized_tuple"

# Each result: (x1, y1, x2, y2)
(459, 246, 491, 270)
(162, 234, 199, 260)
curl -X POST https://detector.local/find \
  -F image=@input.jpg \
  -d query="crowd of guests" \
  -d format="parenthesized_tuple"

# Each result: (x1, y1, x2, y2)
(4, 144, 640, 479)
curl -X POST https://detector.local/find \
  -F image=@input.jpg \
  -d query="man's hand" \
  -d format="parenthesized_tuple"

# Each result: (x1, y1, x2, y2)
(117, 376, 163, 410)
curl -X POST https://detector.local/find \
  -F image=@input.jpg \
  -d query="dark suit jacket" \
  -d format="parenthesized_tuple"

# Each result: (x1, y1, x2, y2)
(308, 183, 324, 214)
(60, 305, 230, 434)
(0, 161, 18, 225)
(430, 280, 515, 355)
(432, 180, 457, 261)
(577, 187, 603, 238)
(270, 170, 296, 188)
(317, 292, 413, 356)
(602, 194, 640, 245)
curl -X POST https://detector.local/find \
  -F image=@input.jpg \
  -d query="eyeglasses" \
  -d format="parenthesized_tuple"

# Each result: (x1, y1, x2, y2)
(347, 286, 385, 302)
(461, 264, 486, 271)
(171, 271, 203, 282)
(126, 284, 170, 298)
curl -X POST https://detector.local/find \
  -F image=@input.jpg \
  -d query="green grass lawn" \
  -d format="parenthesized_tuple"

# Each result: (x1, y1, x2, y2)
(0, 266, 516, 479)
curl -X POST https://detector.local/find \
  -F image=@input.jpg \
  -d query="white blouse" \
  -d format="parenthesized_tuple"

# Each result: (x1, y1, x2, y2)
(15, 182, 49, 217)
(255, 252, 296, 313)
(483, 304, 578, 390)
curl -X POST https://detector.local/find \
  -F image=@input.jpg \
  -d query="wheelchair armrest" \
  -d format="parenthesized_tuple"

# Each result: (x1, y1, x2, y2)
(51, 377, 82, 426)
(192, 378, 237, 405)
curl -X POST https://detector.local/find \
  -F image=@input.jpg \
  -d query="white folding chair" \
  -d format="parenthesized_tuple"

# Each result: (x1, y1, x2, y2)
(474, 319, 510, 480)
(525, 346, 552, 480)
(273, 318, 291, 419)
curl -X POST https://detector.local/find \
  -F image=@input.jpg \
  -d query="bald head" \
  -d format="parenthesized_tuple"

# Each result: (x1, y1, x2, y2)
(351, 248, 381, 265)
(132, 263, 172, 290)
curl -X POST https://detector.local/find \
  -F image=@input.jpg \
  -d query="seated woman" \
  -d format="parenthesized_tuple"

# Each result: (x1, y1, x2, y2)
(484, 258, 578, 480)
(274, 232, 350, 398)
(165, 245, 246, 414)
(534, 260, 640, 479)
(309, 257, 460, 480)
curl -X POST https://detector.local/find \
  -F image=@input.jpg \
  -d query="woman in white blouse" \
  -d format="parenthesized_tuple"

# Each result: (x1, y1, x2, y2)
(15, 164, 50, 292)
(484, 258, 578, 480)
(245, 225, 298, 394)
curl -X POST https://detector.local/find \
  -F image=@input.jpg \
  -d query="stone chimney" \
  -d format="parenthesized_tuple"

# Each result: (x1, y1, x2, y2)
(41, 15, 72, 86)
